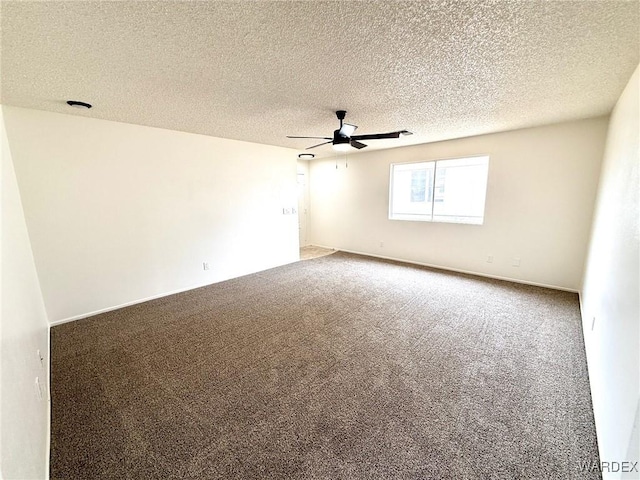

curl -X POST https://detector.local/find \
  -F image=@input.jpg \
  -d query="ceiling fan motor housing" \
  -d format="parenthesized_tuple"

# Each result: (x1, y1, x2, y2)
(333, 110, 350, 145)
(333, 129, 350, 145)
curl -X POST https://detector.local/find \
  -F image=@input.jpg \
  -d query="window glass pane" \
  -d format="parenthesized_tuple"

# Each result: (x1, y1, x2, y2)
(390, 156, 489, 224)
(390, 162, 434, 220)
(432, 156, 489, 224)
(410, 169, 427, 202)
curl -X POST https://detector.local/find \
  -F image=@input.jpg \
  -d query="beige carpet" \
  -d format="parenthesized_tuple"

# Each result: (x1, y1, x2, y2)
(50, 252, 600, 479)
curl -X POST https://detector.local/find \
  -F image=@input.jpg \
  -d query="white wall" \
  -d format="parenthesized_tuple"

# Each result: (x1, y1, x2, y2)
(581, 65, 639, 479)
(3, 106, 300, 323)
(309, 117, 607, 291)
(1, 107, 50, 478)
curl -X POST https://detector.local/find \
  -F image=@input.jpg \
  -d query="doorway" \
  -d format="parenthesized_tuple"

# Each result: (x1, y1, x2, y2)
(297, 162, 309, 247)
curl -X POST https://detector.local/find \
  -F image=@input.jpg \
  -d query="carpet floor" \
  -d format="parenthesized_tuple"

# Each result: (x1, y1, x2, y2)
(50, 252, 600, 479)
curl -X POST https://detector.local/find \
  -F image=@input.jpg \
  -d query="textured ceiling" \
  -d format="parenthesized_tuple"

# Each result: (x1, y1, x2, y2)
(1, 1, 638, 157)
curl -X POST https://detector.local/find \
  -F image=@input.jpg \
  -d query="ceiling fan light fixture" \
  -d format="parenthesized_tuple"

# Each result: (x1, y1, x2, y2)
(332, 142, 351, 152)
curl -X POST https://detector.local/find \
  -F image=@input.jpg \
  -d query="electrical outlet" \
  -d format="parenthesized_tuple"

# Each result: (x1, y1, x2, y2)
(379, 241, 384, 248)
(487, 255, 494, 263)
(203, 262, 210, 271)
(512, 257, 521, 267)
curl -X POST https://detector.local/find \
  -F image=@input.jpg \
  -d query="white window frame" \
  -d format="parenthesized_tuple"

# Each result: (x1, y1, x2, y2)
(389, 155, 490, 225)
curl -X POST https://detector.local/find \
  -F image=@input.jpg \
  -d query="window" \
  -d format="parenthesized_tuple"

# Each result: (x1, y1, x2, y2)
(389, 155, 489, 224)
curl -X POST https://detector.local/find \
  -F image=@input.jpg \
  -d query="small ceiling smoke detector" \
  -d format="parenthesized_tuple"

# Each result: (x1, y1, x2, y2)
(298, 153, 315, 160)
(66, 100, 92, 109)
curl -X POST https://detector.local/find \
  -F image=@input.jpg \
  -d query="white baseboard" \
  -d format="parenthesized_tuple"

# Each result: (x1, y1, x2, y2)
(48, 281, 217, 326)
(312, 244, 579, 293)
(49, 256, 302, 327)
(50, 248, 576, 327)
(46, 324, 51, 479)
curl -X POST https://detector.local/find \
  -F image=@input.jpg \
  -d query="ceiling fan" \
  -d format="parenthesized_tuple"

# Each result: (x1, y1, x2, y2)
(287, 110, 412, 151)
